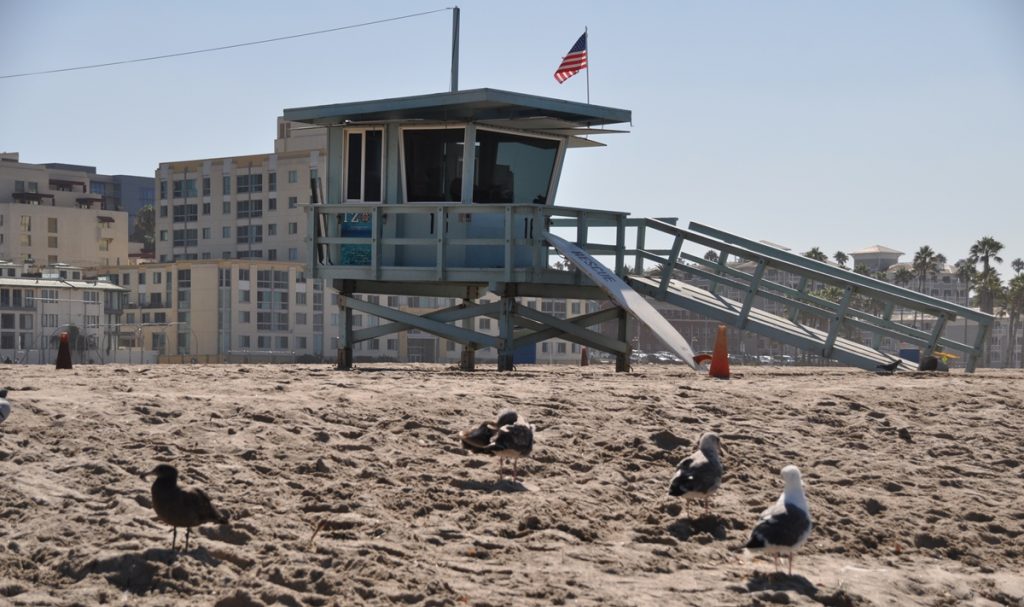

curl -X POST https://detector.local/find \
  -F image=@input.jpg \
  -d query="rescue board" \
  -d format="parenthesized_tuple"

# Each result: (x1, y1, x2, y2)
(544, 231, 696, 369)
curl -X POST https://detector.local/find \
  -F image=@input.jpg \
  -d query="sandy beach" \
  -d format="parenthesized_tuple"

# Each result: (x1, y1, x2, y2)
(1, 363, 1022, 606)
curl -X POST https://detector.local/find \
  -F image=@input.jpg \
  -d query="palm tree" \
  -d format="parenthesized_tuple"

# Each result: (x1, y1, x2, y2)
(1002, 274, 1024, 368)
(833, 251, 849, 268)
(893, 267, 914, 323)
(912, 246, 946, 294)
(704, 250, 719, 264)
(853, 264, 870, 276)
(804, 247, 828, 262)
(969, 236, 1004, 314)
(1012, 258, 1024, 276)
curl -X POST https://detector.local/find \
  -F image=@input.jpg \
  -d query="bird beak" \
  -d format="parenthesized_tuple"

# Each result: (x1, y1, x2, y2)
(139, 467, 156, 481)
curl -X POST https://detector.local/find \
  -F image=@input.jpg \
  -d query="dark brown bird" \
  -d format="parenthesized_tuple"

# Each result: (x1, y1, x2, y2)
(459, 409, 519, 454)
(458, 409, 534, 482)
(141, 464, 228, 552)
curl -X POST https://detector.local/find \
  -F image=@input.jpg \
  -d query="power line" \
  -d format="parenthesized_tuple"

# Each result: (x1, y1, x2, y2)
(1, 7, 452, 80)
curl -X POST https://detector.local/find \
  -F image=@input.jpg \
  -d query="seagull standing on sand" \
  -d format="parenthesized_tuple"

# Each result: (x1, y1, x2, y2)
(744, 465, 812, 575)
(141, 464, 229, 552)
(668, 432, 725, 517)
(458, 409, 534, 482)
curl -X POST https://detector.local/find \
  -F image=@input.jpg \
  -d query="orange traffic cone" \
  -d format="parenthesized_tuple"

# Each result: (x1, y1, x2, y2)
(56, 331, 73, 370)
(708, 325, 730, 379)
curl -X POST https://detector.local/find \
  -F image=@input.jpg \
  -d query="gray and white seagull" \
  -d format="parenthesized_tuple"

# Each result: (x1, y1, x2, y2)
(458, 409, 534, 482)
(744, 465, 813, 575)
(668, 431, 726, 517)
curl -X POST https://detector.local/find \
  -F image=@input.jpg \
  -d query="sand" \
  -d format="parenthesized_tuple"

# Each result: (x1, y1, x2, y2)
(1, 363, 1022, 606)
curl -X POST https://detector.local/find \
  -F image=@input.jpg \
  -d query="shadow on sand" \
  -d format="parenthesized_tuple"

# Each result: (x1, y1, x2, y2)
(450, 478, 530, 493)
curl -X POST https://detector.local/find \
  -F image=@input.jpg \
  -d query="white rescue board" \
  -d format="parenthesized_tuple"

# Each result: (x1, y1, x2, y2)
(544, 232, 697, 369)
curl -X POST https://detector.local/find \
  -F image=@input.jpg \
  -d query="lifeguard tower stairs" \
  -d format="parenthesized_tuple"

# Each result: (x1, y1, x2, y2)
(284, 89, 992, 373)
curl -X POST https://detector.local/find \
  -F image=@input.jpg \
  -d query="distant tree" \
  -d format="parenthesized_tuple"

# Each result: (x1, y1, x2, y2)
(833, 251, 849, 268)
(132, 204, 155, 251)
(803, 247, 828, 262)
(872, 270, 888, 282)
(853, 264, 871, 276)
(969, 236, 1004, 314)
(704, 250, 719, 263)
(1001, 274, 1024, 368)
(1012, 258, 1024, 276)
(893, 267, 914, 288)
(912, 246, 946, 294)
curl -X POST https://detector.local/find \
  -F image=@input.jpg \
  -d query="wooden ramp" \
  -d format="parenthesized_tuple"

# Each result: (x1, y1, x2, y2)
(629, 275, 916, 371)
(619, 219, 993, 373)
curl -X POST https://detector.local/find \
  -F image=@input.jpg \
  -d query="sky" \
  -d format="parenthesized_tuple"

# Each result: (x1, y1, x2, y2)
(2, 0, 1022, 274)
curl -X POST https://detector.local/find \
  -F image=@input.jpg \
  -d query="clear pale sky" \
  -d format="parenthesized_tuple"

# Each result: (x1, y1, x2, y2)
(2, 1, 1022, 272)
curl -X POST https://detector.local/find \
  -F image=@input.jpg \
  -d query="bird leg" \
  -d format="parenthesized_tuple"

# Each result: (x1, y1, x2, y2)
(185, 527, 191, 553)
(171, 527, 177, 551)
(773, 555, 780, 572)
(512, 458, 519, 482)
(497, 458, 505, 481)
(788, 555, 793, 576)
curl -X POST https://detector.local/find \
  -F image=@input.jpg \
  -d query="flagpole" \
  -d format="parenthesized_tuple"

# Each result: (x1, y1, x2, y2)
(585, 26, 590, 104)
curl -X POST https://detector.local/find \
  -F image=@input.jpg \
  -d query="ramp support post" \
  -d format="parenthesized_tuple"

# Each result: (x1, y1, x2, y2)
(336, 294, 354, 370)
(459, 298, 476, 371)
(615, 307, 631, 373)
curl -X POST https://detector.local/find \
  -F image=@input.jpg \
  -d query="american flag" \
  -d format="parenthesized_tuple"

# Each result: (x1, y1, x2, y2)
(554, 32, 587, 83)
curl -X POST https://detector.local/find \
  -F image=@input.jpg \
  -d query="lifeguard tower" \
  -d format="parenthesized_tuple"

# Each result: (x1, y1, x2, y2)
(283, 88, 993, 373)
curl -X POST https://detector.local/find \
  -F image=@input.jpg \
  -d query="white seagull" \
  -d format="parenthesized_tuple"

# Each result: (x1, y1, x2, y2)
(744, 465, 812, 575)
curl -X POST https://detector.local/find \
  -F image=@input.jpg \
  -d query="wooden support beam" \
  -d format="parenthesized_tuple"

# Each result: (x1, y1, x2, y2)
(737, 259, 767, 330)
(822, 286, 853, 358)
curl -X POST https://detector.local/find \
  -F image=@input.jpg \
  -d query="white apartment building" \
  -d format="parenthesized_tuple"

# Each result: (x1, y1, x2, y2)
(0, 261, 127, 364)
(0, 153, 133, 268)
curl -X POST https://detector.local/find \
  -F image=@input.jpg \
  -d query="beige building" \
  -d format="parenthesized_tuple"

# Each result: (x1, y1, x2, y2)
(97, 259, 331, 363)
(0, 153, 132, 267)
(154, 119, 326, 264)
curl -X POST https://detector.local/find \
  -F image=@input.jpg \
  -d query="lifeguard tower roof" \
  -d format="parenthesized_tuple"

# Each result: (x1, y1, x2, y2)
(284, 88, 630, 141)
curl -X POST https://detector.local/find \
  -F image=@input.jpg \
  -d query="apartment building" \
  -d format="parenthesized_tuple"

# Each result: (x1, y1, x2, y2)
(0, 261, 127, 364)
(154, 119, 325, 264)
(0, 153, 143, 267)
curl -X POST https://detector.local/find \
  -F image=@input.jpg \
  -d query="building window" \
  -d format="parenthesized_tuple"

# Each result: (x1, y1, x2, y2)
(237, 225, 263, 244)
(267, 224, 277, 236)
(159, 230, 168, 241)
(239, 335, 250, 348)
(239, 290, 250, 303)
(268, 172, 277, 192)
(202, 202, 211, 215)
(222, 175, 231, 195)
(172, 179, 197, 198)
(222, 226, 231, 238)
(47, 217, 58, 233)
(236, 174, 263, 193)
(20, 216, 31, 231)
(267, 249, 277, 261)
(173, 204, 198, 223)
(202, 177, 211, 196)
(288, 222, 298, 235)
(288, 196, 298, 209)
(296, 312, 307, 325)
(237, 199, 263, 218)
(202, 228, 211, 239)
(48, 236, 58, 248)
(240, 311, 251, 323)
(159, 180, 167, 199)
(223, 200, 231, 214)
(288, 169, 298, 184)
(159, 205, 168, 217)
(288, 248, 298, 261)
(296, 292, 307, 305)
(268, 198, 277, 211)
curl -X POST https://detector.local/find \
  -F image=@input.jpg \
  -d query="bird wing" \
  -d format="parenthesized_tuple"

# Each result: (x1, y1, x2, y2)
(459, 422, 496, 452)
(185, 488, 229, 525)
(749, 500, 811, 548)
(487, 423, 534, 456)
(671, 451, 720, 494)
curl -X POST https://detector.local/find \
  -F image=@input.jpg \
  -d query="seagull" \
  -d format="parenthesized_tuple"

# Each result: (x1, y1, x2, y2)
(141, 464, 229, 552)
(459, 409, 519, 455)
(668, 432, 726, 517)
(744, 465, 812, 575)
(459, 409, 534, 482)
(875, 359, 901, 375)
